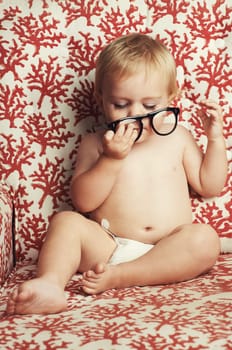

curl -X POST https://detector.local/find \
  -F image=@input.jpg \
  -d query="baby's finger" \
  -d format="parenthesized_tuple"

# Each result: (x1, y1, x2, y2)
(200, 99, 218, 107)
(104, 130, 115, 142)
(115, 123, 126, 139)
(200, 100, 222, 113)
(124, 123, 139, 142)
(200, 101, 222, 120)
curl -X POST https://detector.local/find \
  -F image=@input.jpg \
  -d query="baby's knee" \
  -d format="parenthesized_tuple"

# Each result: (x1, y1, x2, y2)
(50, 211, 86, 229)
(191, 224, 220, 266)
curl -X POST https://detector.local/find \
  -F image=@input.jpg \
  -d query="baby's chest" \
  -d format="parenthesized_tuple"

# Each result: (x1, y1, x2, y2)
(118, 155, 184, 192)
(126, 145, 182, 172)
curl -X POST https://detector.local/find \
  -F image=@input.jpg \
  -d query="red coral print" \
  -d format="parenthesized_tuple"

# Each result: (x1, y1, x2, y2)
(26, 56, 73, 108)
(22, 110, 75, 156)
(15, 185, 34, 222)
(30, 157, 72, 209)
(28, 0, 49, 9)
(0, 84, 28, 127)
(12, 11, 66, 56)
(147, 0, 190, 24)
(66, 80, 101, 126)
(0, 187, 13, 284)
(0, 1, 231, 349)
(0, 134, 35, 180)
(20, 213, 48, 253)
(185, 1, 232, 45)
(0, 38, 28, 81)
(0, 6, 21, 29)
(57, 0, 108, 27)
(158, 32, 197, 72)
(194, 49, 231, 100)
(67, 33, 103, 76)
(98, 5, 150, 41)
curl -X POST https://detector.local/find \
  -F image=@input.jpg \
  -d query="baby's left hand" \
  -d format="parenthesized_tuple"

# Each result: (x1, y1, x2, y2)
(199, 100, 223, 140)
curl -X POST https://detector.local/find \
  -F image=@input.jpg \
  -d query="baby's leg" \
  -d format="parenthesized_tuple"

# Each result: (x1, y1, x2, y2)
(6, 211, 116, 315)
(82, 224, 220, 294)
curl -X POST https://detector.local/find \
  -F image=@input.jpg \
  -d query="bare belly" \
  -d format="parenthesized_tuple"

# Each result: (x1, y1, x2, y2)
(90, 192, 193, 244)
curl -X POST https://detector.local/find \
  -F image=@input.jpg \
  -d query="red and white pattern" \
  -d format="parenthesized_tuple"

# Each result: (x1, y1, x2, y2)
(0, 0, 231, 348)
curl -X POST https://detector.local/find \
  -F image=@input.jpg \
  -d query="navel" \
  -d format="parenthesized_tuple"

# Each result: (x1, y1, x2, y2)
(144, 226, 153, 231)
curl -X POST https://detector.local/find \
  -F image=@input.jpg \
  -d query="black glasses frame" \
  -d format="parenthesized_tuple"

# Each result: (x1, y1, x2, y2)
(107, 107, 179, 142)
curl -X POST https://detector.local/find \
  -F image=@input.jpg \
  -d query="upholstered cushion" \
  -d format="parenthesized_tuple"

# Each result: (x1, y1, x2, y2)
(0, 255, 231, 348)
(0, 0, 231, 264)
(0, 1, 231, 348)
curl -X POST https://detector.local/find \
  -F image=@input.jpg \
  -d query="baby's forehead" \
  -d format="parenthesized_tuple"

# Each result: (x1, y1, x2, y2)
(104, 64, 164, 84)
(103, 67, 168, 93)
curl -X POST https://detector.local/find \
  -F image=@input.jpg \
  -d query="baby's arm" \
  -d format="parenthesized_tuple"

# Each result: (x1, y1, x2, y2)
(184, 100, 228, 197)
(71, 123, 137, 212)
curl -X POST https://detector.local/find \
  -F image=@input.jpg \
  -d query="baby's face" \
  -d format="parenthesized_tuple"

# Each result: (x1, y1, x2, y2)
(99, 68, 169, 141)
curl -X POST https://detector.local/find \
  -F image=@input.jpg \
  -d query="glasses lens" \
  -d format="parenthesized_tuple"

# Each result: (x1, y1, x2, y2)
(152, 110, 176, 135)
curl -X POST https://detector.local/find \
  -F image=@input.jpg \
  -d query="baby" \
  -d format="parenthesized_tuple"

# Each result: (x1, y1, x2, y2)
(7, 33, 227, 315)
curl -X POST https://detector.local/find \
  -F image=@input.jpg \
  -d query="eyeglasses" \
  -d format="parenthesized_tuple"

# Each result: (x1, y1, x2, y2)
(107, 107, 179, 142)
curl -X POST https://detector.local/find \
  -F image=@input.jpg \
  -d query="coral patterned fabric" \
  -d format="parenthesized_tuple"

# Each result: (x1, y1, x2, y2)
(0, 0, 231, 349)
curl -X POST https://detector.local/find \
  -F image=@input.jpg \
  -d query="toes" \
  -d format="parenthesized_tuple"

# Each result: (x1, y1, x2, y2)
(82, 281, 99, 295)
(82, 274, 102, 284)
(82, 286, 96, 295)
(10, 288, 19, 302)
(6, 299, 15, 314)
(95, 263, 106, 274)
(85, 270, 95, 278)
(6, 289, 19, 314)
(83, 263, 107, 279)
(81, 264, 110, 295)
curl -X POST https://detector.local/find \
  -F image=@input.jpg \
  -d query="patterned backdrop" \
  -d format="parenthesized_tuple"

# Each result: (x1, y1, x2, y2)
(0, 0, 231, 263)
(0, 1, 231, 349)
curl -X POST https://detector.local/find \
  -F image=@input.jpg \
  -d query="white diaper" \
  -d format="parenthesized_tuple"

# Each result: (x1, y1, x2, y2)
(109, 236, 154, 265)
(101, 219, 154, 265)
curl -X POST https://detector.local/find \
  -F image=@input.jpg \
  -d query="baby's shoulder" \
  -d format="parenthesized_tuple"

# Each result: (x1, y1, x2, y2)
(166, 125, 196, 151)
(174, 124, 194, 141)
(175, 124, 190, 134)
(79, 131, 103, 155)
(81, 131, 103, 145)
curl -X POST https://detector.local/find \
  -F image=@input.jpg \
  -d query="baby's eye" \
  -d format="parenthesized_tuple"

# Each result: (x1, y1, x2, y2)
(144, 104, 156, 110)
(114, 103, 128, 109)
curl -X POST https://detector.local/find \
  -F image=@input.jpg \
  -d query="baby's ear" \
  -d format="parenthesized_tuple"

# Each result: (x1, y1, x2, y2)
(94, 91, 103, 109)
(169, 89, 181, 105)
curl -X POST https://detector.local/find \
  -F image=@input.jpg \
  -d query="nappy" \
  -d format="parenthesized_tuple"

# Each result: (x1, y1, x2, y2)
(108, 236, 154, 265)
(101, 219, 154, 265)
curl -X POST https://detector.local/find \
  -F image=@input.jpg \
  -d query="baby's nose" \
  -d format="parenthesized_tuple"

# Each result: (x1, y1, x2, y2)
(128, 104, 145, 117)
(141, 116, 150, 127)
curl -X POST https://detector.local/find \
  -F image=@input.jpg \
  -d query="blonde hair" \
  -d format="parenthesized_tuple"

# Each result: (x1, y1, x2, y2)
(95, 33, 179, 102)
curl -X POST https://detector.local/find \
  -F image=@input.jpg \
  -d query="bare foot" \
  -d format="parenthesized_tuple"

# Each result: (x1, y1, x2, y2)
(6, 278, 67, 315)
(82, 263, 119, 294)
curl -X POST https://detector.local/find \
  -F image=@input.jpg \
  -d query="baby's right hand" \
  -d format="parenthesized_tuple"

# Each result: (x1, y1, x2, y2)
(102, 123, 138, 159)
